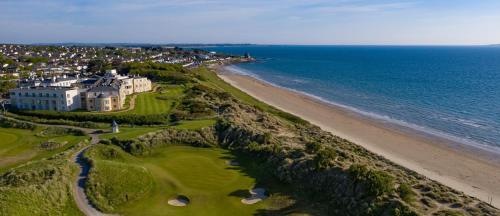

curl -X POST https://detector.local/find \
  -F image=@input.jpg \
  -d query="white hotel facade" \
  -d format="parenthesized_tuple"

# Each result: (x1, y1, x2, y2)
(9, 86, 81, 111)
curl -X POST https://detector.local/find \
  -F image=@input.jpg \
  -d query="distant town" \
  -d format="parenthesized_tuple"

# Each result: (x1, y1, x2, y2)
(0, 44, 250, 112)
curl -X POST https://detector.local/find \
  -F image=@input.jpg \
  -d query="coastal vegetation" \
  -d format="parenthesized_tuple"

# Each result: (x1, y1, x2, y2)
(0, 153, 83, 215)
(3, 63, 499, 216)
(0, 123, 86, 215)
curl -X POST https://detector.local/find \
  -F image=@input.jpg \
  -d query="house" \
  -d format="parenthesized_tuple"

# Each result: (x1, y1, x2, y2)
(82, 86, 123, 112)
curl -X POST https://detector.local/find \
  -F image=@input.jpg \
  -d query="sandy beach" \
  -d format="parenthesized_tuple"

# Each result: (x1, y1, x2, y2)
(215, 66, 500, 208)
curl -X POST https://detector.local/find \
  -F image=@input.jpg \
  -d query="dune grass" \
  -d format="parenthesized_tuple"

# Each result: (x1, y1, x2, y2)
(0, 145, 84, 216)
(173, 119, 217, 130)
(196, 66, 308, 124)
(0, 127, 87, 173)
(84, 144, 293, 215)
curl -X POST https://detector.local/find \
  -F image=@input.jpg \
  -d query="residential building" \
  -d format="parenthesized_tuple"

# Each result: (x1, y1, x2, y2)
(9, 86, 81, 111)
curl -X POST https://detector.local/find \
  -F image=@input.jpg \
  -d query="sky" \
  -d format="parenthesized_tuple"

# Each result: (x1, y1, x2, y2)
(1, 0, 500, 45)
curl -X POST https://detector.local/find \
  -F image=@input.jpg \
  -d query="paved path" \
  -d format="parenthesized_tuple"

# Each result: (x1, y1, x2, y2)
(0, 115, 114, 216)
(72, 132, 115, 216)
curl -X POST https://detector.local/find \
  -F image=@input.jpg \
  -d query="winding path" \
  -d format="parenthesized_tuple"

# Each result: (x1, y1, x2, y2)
(0, 115, 113, 216)
(72, 132, 115, 216)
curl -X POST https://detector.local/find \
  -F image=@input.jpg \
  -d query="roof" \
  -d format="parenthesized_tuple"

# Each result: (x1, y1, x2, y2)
(87, 86, 118, 92)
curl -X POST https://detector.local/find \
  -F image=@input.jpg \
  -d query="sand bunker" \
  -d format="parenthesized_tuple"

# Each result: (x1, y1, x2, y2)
(168, 195, 190, 207)
(241, 188, 267, 205)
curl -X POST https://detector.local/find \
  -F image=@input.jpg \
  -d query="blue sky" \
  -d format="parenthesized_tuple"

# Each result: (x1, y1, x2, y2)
(1, 0, 499, 45)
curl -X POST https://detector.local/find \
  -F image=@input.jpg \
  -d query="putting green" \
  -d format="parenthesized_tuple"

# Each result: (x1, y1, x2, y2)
(86, 145, 273, 216)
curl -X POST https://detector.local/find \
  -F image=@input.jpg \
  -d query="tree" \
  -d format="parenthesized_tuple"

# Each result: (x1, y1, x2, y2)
(0, 81, 16, 98)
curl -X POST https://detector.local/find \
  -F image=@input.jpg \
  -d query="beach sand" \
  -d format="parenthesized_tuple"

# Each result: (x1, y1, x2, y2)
(215, 66, 500, 208)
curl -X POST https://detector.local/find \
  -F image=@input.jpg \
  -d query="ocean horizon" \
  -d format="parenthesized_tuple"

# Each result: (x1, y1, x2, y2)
(205, 45, 500, 153)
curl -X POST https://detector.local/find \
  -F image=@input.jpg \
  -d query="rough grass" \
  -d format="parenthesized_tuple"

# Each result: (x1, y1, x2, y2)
(0, 127, 87, 173)
(84, 144, 292, 216)
(0, 146, 83, 216)
(173, 119, 217, 130)
(196, 66, 308, 124)
(84, 144, 154, 212)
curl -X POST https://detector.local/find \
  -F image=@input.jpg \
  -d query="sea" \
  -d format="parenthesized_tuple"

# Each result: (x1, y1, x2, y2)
(204, 45, 500, 153)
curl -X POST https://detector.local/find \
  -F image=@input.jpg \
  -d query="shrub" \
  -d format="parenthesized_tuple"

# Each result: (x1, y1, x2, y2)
(399, 183, 417, 204)
(305, 142, 322, 154)
(349, 164, 395, 197)
(0, 118, 36, 130)
(313, 148, 337, 170)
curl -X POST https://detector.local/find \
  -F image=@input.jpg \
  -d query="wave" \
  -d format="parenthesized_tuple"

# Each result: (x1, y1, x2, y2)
(223, 65, 500, 155)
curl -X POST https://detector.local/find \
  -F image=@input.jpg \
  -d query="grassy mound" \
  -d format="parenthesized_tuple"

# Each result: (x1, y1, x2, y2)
(0, 151, 83, 215)
(84, 144, 289, 215)
(84, 145, 154, 213)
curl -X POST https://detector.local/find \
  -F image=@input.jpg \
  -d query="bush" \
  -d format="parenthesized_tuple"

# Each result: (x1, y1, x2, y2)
(349, 164, 395, 197)
(13, 109, 170, 125)
(38, 127, 86, 137)
(0, 118, 36, 130)
(399, 183, 417, 204)
(313, 148, 337, 170)
(305, 142, 322, 154)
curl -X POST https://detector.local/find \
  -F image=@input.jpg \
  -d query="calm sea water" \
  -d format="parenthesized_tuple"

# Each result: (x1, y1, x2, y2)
(205, 45, 500, 152)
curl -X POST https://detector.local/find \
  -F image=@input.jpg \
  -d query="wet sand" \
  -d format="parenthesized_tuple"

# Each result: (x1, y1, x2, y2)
(215, 66, 500, 208)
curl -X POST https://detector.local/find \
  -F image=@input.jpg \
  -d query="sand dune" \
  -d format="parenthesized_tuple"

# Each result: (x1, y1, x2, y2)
(216, 67, 500, 208)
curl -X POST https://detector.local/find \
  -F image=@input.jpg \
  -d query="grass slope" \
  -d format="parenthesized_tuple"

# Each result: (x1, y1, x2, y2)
(196, 66, 307, 124)
(125, 85, 183, 115)
(85, 145, 291, 216)
(0, 127, 86, 173)
(0, 144, 84, 216)
(100, 126, 165, 140)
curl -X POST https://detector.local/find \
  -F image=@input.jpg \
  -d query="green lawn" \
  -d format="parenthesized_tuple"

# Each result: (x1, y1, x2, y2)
(85, 145, 292, 216)
(100, 126, 165, 140)
(0, 127, 87, 173)
(125, 85, 184, 115)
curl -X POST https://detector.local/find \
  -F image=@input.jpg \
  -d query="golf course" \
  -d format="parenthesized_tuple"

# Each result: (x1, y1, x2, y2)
(84, 144, 284, 216)
(0, 126, 86, 173)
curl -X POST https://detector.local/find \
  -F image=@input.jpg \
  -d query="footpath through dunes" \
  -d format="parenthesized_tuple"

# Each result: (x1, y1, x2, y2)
(0, 115, 109, 215)
(73, 132, 116, 216)
(216, 68, 500, 209)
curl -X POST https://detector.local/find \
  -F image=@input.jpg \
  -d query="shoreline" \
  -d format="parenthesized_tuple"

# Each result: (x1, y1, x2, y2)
(214, 65, 500, 208)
